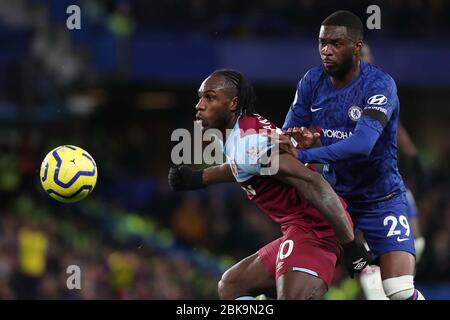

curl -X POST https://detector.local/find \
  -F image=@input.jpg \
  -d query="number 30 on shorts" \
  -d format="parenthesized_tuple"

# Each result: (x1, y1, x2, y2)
(278, 240, 294, 260)
(383, 214, 410, 240)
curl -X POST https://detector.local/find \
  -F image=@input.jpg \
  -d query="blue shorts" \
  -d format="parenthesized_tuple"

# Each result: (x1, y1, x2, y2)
(348, 193, 416, 261)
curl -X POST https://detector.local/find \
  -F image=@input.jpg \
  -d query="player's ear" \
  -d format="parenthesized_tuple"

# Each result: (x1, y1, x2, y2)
(229, 96, 238, 112)
(355, 41, 363, 56)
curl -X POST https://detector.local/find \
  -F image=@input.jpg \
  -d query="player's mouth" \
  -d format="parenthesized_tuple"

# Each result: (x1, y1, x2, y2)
(195, 113, 204, 125)
(323, 59, 336, 67)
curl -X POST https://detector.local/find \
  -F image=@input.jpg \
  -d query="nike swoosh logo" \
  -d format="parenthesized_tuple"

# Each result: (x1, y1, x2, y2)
(397, 238, 409, 242)
(310, 107, 323, 112)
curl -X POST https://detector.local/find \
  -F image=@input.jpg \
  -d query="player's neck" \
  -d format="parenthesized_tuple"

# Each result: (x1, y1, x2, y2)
(330, 60, 361, 89)
(223, 115, 239, 143)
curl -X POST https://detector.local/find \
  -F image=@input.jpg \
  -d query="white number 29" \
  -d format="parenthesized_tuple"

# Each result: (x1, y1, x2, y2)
(383, 215, 410, 238)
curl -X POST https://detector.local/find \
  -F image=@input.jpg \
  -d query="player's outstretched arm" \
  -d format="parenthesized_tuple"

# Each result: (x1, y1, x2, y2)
(273, 152, 354, 244)
(168, 164, 234, 191)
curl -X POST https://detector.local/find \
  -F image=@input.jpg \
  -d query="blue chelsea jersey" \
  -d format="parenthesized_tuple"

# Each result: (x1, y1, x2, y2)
(283, 60, 406, 206)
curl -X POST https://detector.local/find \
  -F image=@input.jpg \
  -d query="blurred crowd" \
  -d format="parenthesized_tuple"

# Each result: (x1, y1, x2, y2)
(130, 0, 450, 38)
(1, 0, 450, 111)
(40, 0, 450, 39)
(1, 0, 450, 78)
(0, 208, 221, 299)
(6, 0, 450, 36)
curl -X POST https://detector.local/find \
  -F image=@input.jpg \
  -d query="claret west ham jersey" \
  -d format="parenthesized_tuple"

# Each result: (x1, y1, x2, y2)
(224, 114, 349, 238)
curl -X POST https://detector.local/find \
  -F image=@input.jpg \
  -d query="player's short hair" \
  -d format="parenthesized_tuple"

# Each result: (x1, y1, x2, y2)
(321, 10, 364, 41)
(211, 69, 256, 116)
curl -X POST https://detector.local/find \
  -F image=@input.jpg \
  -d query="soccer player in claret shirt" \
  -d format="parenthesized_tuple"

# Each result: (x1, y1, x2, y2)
(168, 69, 371, 300)
(276, 11, 425, 300)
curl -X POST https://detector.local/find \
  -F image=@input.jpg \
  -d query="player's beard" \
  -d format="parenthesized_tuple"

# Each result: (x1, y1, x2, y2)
(204, 110, 231, 133)
(324, 55, 354, 79)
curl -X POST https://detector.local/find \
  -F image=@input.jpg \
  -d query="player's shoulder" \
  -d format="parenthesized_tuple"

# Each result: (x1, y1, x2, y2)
(362, 60, 397, 90)
(299, 65, 326, 87)
(237, 114, 277, 136)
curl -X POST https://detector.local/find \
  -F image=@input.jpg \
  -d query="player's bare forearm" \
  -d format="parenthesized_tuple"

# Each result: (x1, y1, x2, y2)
(203, 163, 235, 185)
(168, 164, 234, 191)
(299, 174, 354, 244)
(274, 153, 354, 244)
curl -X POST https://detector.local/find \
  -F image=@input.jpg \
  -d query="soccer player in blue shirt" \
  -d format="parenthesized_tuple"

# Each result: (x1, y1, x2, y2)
(277, 10, 424, 300)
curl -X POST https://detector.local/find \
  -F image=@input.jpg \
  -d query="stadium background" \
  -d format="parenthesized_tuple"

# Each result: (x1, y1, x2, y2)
(0, 0, 449, 299)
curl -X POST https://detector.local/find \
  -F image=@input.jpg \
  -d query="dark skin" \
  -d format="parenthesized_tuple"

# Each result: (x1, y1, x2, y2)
(196, 74, 355, 299)
(195, 75, 238, 137)
(319, 25, 363, 89)
(218, 253, 326, 300)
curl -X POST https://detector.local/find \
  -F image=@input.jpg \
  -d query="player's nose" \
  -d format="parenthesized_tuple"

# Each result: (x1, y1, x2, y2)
(321, 44, 332, 56)
(195, 100, 205, 110)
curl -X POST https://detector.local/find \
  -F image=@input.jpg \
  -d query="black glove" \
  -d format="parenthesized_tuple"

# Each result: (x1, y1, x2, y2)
(342, 240, 372, 278)
(168, 166, 205, 191)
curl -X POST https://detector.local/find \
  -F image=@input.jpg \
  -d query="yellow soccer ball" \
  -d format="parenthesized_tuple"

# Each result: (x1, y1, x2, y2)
(40, 145, 97, 203)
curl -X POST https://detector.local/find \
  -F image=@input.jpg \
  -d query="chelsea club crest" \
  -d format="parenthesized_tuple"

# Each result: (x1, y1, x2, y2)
(348, 105, 362, 121)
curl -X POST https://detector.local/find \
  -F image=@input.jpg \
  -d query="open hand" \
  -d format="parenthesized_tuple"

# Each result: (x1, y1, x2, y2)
(284, 127, 320, 148)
